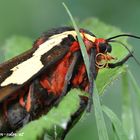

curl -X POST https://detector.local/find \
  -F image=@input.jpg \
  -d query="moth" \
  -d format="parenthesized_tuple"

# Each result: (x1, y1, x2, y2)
(0, 26, 139, 133)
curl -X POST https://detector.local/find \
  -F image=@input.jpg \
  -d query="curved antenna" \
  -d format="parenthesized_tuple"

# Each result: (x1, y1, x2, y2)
(106, 34, 140, 41)
(108, 40, 140, 66)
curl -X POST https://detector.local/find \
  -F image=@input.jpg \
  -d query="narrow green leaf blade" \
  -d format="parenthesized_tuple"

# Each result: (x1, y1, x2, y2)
(63, 5, 109, 140)
(102, 105, 128, 140)
(128, 70, 140, 140)
(121, 70, 136, 140)
(93, 85, 109, 140)
(62, 2, 90, 79)
(128, 70, 140, 105)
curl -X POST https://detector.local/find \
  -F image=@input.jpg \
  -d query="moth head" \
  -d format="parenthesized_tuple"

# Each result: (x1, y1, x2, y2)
(94, 38, 112, 53)
(93, 38, 115, 68)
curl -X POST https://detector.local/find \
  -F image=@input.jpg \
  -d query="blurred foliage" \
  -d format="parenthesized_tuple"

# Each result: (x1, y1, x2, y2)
(1, 17, 138, 140)
(0, 36, 32, 62)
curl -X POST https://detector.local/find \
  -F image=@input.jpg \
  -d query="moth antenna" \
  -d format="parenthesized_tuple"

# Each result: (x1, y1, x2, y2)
(108, 40, 140, 66)
(106, 34, 140, 41)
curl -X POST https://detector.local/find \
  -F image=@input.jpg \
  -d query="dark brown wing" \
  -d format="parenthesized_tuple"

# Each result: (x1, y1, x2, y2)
(0, 36, 75, 102)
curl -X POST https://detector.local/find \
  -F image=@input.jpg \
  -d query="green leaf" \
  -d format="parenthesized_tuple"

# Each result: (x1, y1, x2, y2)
(102, 105, 128, 140)
(121, 70, 136, 140)
(128, 70, 140, 106)
(93, 85, 109, 140)
(128, 70, 140, 140)
(2, 89, 87, 140)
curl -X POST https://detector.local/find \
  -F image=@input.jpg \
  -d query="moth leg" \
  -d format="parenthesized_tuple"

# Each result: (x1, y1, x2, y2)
(55, 51, 80, 105)
(19, 84, 34, 112)
(108, 53, 132, 68)
(87, 48, 97, 112)
(25, 83, 34, 112)
(19, 92, 26, 107)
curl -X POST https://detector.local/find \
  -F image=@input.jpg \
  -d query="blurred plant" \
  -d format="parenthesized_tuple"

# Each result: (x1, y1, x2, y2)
(0, 5, 140, 140)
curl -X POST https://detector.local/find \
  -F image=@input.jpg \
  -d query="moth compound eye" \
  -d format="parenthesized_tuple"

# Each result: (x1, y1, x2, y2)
(107, 44, 112, 53)
(99, 43, 107, 53)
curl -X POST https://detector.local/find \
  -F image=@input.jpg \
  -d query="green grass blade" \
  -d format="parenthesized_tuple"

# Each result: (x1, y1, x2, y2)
(102, 105, 128, 140)
(93, 85, 109, 140)
(121, 70, 136, 140)
(62, 2, 90, 79)
(63, 4, 109, 140)
(130, 95, 140, 140)
(128, 70, 140, 140)
(128, 70, 140, 106)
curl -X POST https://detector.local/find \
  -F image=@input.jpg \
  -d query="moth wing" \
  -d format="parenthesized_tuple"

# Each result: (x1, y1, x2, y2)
(0, 42, 70, 102)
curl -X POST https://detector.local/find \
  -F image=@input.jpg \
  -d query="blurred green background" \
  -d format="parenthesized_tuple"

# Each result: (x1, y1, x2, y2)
(0, 0, 140, 140)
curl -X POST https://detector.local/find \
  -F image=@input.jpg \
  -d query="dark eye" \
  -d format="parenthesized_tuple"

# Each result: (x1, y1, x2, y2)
(99, 43, 107, 53)
(107, 44, 112, 53)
